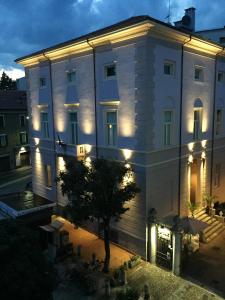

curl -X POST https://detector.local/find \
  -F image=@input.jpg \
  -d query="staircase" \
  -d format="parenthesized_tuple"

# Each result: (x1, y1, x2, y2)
(194, 208, 225, 243)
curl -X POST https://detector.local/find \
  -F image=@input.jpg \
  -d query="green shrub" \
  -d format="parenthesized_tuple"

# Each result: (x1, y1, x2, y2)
(116, 287, 139, 300)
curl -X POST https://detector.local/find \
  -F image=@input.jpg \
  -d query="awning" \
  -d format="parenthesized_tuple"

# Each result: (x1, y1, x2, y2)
(180, 217, 208, 235)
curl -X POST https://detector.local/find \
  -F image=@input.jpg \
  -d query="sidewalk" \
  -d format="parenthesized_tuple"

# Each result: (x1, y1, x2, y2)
(55, 218, 223, 300)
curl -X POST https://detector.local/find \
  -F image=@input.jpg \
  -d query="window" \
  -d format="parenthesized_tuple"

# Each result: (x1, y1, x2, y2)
(214, 163, 221, 187)
(69, 112, 78, 145)
(219, 37, 225, 44)
(20, 132, 28, 145)
(216, 109, 222, 135)
(40, 77, 46, 88)
(193, 110, 202, 140)
(0, 134, 7, 147)
(20, 115, 26, 127)
(106, 111, 117, 146)
(0, 115, 5, 129)
(45, 165, 52, 188)
(164, 111, 173, 146)
(218, 71, 225, 83)
(41, 112, 49, 138)
(104, 64, 116, 79)
(194, 66, 204, 81)
(67, 71, 76, 83)
(164, 61, 175, 76)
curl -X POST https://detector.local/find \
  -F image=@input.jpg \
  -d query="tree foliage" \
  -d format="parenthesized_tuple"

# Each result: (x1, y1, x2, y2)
(57, 158, 140, 272)
(0, 71, 17, 90)
(0, 219, 56, 300)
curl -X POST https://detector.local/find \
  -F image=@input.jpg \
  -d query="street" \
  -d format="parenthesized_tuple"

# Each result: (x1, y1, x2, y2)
(0, 166, 32, 195)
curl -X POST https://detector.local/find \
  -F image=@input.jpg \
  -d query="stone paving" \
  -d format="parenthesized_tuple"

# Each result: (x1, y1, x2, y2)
(53, 218, 223, 300)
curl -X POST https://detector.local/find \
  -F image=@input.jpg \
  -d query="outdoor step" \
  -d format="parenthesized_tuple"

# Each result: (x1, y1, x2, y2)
(194, 209, 206, 219)
(197, 214, 212, 224)
(205, 226, 225, 243)
(204, 221, 223, 238)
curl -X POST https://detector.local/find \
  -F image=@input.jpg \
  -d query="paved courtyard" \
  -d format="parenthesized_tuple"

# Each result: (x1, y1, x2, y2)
(183, 230, 225, 298)
(54, 218, 223, 300)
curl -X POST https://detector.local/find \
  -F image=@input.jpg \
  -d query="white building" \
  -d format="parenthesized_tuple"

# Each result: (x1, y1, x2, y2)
(16, 14, 225, 272)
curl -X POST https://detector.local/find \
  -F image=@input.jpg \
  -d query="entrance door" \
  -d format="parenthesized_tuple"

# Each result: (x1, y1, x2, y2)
(20, 152, 30, 166)
(190, 159, 197, 204)
(156, 226, 173, 270)
(0, 155, 10, 172)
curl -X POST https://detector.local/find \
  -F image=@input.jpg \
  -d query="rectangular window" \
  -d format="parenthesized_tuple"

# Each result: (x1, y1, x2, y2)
(41, 112, 49, 138)
(193, 110, 202, 140)
(218, 71, 225, 83)
(164, 60, 175, 76)
(216, 109, 222, 135)
(45, 165, 52, 188)
(20, 132, 27, 145)
(194, 66, 204, 81)
(214, 163, 221, 187)
(40, 77, 46, 87)
(219, 37, 225, 44)
(106, 111, 117, 146)
(104, 64, 116, 79)
(164, 111, 173, 146)
(67, 71, 76, 83)
(20, 115, 26, 127)
(0, 115, 5, 129)
(0, 134, 7, 147)
(69, 112, 78, 145)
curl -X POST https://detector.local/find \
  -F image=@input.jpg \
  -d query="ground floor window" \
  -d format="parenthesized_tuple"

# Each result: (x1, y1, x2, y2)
(45, 165, 52, 188)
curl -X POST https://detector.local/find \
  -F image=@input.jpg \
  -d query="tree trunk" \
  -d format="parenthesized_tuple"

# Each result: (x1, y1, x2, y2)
(103, 219, 110, 273)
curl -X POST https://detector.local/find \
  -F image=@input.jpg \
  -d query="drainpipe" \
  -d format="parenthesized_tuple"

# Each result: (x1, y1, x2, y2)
(210, 47, 224, 196)
(43, 52, 58, 210)
(86, 39, 99, 159)
(177, 35, 192, 217)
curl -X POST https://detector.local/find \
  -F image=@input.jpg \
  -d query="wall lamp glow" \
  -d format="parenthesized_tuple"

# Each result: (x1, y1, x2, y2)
(34, 137, 40, 146)
(188, 154, 193, 165)
(122, 149, 132, 161)
(201, 151, 206, 167)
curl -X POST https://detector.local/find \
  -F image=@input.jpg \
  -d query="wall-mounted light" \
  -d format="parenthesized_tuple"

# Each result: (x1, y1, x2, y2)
(122, 149, 132, 161)
(201, 151, 206, 167)
(188, 154, 193, 165)
(201, 140, 207, 149)
(34, 137, 40, 146)
(188, 142, 194, 152)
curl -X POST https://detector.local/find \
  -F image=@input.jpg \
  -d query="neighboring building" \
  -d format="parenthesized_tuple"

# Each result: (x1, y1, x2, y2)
(16, 13, 225, 272)
(16, 77, 27, 91)
(196, 27, 225, 46)
(0, 91, 30, 172)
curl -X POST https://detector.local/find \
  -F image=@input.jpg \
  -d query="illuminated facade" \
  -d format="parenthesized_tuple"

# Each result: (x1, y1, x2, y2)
(17, 15, 225, 261)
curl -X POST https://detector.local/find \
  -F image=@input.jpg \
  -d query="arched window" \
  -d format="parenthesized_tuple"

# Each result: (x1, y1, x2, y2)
(193, 98, 203, 140)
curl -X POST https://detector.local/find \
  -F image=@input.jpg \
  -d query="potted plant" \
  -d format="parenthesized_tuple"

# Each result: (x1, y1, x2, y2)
(187, 201, 199, 218)
(203, 194, 216, 215)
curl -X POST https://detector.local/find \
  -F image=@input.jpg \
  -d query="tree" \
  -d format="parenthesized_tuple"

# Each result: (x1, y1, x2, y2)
(0, 219, 56, 300)
(57, 158, 140, 272)
(0, 71, 17, 90)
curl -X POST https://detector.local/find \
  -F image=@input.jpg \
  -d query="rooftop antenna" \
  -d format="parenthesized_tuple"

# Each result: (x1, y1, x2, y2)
(165, 0, 171, 25)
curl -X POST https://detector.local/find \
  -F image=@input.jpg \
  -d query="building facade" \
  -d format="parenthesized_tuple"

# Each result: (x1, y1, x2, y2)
(16, 16, 225, 264)
(0, 91, 30, 172)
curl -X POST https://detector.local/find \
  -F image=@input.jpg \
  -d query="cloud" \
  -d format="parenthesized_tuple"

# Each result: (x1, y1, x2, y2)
(0, 0, 224, 78)
(0, 68, 25, 81)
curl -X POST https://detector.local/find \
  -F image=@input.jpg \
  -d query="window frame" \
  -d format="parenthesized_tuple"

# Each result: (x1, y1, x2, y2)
(194, 66, 204, 82)
(0, 134, 8, 148)
(193, 108, 202, 141)
(67, 70, 76, 84)
(45, 164, 52, 188)
(20, 131, 28, 145)
(104, 63, 116, 80)
(163, 60, 176, 77)
(39, 77, 46, 88)
(19, 114, 26, 127)
(68, 111, 78, 145)
(105, 110, 118, 147)
(217, 71, 225, 83)
(215, 109, 223, 136)
(41, 112, 50, 139)
(163, 110, 173, 147)
(0, 115, 5, 129)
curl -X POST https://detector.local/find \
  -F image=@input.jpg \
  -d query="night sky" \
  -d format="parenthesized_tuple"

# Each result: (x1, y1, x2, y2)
(1, 0, 224, 79)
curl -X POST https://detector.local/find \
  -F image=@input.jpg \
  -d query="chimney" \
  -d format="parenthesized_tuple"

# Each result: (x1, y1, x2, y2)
(174, 7, 196, 32)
